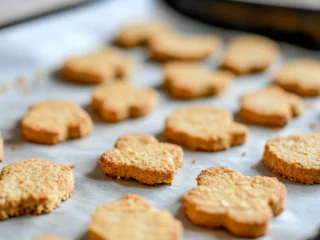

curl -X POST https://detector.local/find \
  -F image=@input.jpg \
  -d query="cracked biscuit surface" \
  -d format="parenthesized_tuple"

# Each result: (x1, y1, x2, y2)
(99, 134, 183, 185)
(164, 106, 248, 151)
(222, 34, 279, 75)
(91, 81, 158, 122)
(274, 59, 320, 96)
(183, 167, 286, 238)
(0, 158, 74, 220)
(149, 34, 221, 61)
(22, 100, 93, 145)
(117, 23, 171, 47)
(164, 62, 234, 99)
(62, 48, 134, 84)
(89, 194, 183, 240)
(240, 86, 303, 126)
(264, 133, 320, 184)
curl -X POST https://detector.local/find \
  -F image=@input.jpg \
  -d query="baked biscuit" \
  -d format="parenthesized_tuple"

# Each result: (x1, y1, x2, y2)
(264, 133, 320, 184)
(183, 167, 286, 238)
(222, 34, 279, 75)
(62, 48, 134, 84)
(0, 132, 3, 161)
(164, 106, 248, 151)
(34, 236, 69, 240)
(149, 33, 221, 61)
(100, 134, 183, 185)
(22, 100, 93, 145)
(274, 59, 320, 96)
(91, 82, 158, 122)
(164, 62, 234, 99)
(0, 158, 74, 220)
(240, 85, 303, 126)
(89, 194, 183, 240)
(117, 23, 171, 47)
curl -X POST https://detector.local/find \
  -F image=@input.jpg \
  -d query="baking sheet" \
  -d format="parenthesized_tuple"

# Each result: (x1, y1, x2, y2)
(0, 0, 320, 239)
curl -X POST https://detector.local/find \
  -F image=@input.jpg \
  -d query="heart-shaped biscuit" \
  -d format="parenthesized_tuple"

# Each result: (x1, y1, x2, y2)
(240, 85, 303, 126)
(0, 158, 74, 220)
(100, 134, 183, 185)
(22, 100, 93, 145)
(89, 194, 183, 240)
(165, 106, 248, 151)
(183, 167, 286, 238)
(92, 82, 158, 122)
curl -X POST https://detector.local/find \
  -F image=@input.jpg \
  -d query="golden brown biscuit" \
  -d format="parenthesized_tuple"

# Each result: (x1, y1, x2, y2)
(183, 166, 286, 238)
(117, 23, 171, 47)
(274, 59, 320, 96)
(62, 48, 134, 84)
(0, 158, 74, 220)
(89, 194, 183, 240)
(100, 134, 183, 185)
(264, 133, 320, 184)
(0, 132, 3, 162)
(22, 100, 93, 145)
(164, 106, 248, 151)
(164, 62, 234, 99)
(222, 34, 279, 75)
(91, 81, 158, 122)
(240, 85, 303, 126)
(34, 236, 69, 240)
(149, 33, 221, 61)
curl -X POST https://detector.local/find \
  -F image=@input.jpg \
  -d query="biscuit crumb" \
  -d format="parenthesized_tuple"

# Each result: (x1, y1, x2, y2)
(69, 164, 76, 169)
(34, 70, 46, 81)
(192, 158, 198, 164)
(270, 127, 281, 133)
(304, 102, 315, 109)
(11, 145, 18, 151)
(17, 75, 29, 95)
(0, 83, 12, 96)
(241, 151, 246, 156)
(310, 122, 319, 129)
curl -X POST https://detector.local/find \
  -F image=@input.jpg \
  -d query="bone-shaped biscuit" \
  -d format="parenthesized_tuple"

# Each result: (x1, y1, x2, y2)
(222, 34, 279, 75)
(149, 33, 221, 61)
(240, 85, 303, 126)
(99, 134, 183, 185)
(89, 194, 183, 240)
(91, 82, 158, 122)
(22, 100, 93, 145)
(0, 158, 74, 220)
(117, 23, 172, 47)
(183, 167, 286, 238)
(164, 106, 248, 151)
(164, 62, 234, 99)
(274, 59, 320, 96)
(62, 48, 134, 84)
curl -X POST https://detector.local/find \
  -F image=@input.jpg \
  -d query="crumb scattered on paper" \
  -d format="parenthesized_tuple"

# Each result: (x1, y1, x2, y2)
(270, 127, 281, 133)
(17, 75, 29, 95)
(241, 151, 246, 156)
(192, 158, 198, 164)
(304, 102, 315, 110)
(310, 122, 319, 129)
(11, 145, 18, 151)
(34, 70, 46, 81)
(69, 164, 76, 169)
(0, 83, 12, 96)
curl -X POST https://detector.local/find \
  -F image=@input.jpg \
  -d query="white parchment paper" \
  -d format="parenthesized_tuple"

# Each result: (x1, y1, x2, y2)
(0, 0, 319, 239)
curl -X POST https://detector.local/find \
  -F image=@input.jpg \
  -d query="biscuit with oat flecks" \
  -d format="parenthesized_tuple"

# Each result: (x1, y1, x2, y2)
(149, 33, 221, 61)
(240, 85, 303, 126)
(264, 133, 320, 184)
(117, 23, 172, 47)
(164, 62, 234, 99)
(34, 236, 69, 240)
(91, 81, 158, 122)
(274, 59, 320, 96)
(0, 132, 3, 161)
(183, 166, 286, 238)
(22, 100, 93, 145)
(0, 158, 74, 220)
(222, 34, 279, 75)
(99, 134, 183, 185)
(89, 194, 183, 240)
(164, 106, 248, 151)
(62, 48, 134, 84)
